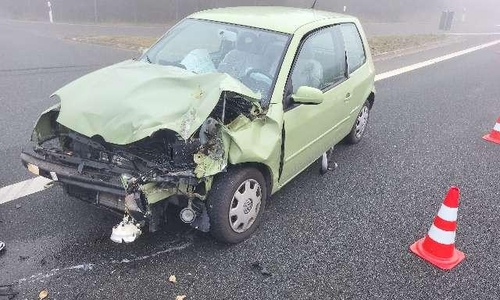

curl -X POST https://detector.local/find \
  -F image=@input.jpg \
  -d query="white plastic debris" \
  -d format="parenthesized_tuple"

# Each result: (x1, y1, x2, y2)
(110, 216, 142, 243)
(168, 274, 177, 284)
(38, 288, 49, 300)
(0, 241, 5, 252)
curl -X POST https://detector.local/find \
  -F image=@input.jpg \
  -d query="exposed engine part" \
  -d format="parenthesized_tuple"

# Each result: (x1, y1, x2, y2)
(191, 204, 210, 232)
(124, 192, 142, 212)
(221, 92, 227, 123)
(210, 92, 255, 124)
(180, 207, 196, 223)
(148, 201, 167, 233)
(179, 198, 196, 223)
(110, 215, 143, 243)
(38, 126, 200, 175)
(199, 117, 218, 145)
(120, 172, 210, 235)
(124, 192, 148, 222)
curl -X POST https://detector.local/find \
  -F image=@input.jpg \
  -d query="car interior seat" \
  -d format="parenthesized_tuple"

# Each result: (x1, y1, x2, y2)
(261, 41, 286, 78)
(291, 45, 324, 93)
(218, 31, 262, 79)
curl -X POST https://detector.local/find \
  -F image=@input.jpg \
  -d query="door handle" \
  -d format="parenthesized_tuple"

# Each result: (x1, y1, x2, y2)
(344, 92, 352, 102)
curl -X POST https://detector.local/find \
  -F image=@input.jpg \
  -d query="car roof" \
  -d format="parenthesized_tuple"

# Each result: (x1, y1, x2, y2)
(188, 6, 353, 34)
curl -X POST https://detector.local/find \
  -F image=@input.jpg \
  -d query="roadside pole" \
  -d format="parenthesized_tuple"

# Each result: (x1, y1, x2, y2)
(94, 0, 98, 23)
(47, 1, 53, 23)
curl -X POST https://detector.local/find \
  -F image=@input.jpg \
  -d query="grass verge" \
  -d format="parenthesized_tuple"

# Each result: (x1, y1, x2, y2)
(69, 35, 157, 51)
(70, 34, 449, 56)
(368, 34, 448, 56)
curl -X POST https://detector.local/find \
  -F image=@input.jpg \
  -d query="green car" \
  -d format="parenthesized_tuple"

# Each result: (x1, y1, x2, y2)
(21, 6, 375, 244)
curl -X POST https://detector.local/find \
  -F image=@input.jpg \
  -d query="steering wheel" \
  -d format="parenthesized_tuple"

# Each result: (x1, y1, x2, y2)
(240, 68, 273, 98)
(243, 68, 273, 83)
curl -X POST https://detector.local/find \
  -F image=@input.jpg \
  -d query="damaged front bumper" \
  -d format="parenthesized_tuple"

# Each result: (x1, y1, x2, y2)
(20, 142, 209, 231)
(21, 149, 126, 198)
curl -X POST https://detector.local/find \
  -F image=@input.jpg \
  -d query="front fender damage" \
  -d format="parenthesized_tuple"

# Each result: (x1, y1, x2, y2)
(112, 93, 282, 243)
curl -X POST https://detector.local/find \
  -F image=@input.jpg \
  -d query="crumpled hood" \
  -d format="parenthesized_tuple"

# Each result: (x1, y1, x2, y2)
(54, 60, 260, 145)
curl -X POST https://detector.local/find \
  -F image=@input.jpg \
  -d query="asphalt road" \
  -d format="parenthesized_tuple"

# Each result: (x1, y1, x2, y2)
(1, 20, 500, 299)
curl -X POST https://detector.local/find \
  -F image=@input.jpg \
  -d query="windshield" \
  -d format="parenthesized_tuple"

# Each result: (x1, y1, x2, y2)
(142, 18, 290, 101)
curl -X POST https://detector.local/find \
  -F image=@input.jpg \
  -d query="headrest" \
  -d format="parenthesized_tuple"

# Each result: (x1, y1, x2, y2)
(236, 31, 260, 54)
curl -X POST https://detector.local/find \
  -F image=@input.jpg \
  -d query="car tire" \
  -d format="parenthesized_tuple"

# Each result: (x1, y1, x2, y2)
(207, 167, 267, 244)
(345, 101, 370, 144)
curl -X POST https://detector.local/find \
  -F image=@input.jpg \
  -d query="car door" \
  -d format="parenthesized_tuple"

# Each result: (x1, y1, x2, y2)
(280, 25, 349, 184)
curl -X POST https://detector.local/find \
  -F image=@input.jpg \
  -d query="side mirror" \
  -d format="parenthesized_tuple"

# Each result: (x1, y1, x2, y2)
(291, 86, 324, 105)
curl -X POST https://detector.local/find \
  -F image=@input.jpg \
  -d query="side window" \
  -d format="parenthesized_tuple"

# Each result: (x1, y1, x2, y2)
(290, 26, 346, 93)
(340, 23, 366, 73)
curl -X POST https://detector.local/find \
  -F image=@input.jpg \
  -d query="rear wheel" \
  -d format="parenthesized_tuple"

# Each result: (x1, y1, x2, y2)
(345, 101, 370, 144)
(207, 167, 267, 243)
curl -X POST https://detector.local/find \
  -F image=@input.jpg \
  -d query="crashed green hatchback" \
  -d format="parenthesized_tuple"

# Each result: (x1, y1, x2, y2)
(21, 7, 375, 243)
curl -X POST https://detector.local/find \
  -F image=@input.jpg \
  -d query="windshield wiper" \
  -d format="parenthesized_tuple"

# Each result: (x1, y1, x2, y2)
(144, 54, 152, 64)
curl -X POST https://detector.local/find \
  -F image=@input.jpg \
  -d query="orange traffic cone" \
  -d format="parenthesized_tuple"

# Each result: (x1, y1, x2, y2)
(483, 117, 500, 144)
(410, 187, 465, 270)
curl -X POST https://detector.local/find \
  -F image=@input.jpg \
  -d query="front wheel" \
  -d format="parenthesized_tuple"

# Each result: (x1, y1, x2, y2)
(207, 167, 267, 243)
(345, 101, 370, 144)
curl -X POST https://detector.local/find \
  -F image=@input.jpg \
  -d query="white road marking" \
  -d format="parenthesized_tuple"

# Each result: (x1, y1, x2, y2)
(0, 177, 52, 205)
(1, 39, 499, 205)
(375, 39, 500, 82)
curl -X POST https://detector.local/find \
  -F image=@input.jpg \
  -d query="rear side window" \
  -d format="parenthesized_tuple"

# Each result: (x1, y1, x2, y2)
(340, 23, 366, 73)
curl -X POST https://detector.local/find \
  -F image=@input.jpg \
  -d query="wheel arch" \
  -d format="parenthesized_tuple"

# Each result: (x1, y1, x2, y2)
(227, 162, 273, 198)
(367, 91, 375, 109)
